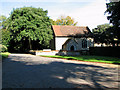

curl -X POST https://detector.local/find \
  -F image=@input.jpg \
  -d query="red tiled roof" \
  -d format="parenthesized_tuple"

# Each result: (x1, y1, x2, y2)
(52, 25, 91, 37)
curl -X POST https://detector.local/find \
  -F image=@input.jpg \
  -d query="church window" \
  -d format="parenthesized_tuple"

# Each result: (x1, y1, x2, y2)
(82, 39, 87, 48)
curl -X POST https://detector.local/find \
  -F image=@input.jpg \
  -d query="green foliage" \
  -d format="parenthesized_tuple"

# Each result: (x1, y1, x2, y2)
(5, 7, 53, 51)
(0, 15, 7, 28)
(51, 16, 78, 26)
(92, 24, 113, 44)
(0, 44, 8, 52)
(0, 15, 11, 47)
(2, 29, 11, 47)
(0, 52, 10, 60)
(93, 24, 112, 34)
(105, 1, 120, 40)
(0, 15, 6, 22)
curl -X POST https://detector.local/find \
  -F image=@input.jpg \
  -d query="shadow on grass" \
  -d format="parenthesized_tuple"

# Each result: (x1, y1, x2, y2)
(2, 55, 119, 89)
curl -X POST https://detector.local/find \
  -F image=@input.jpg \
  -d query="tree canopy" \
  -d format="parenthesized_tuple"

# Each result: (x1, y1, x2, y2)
(4, 7, 53, 52)
(0, 15, 6, 22)
(51, 16, 78, 26)
(93, 1, 120, 46)
(105, 1, 120, 40)
(92, 24, 112, 34)
(92, 24, 113, 44)
(0, 15, 7, 27)
(2, 28, 11, 47)
(0, 15, 11, 47)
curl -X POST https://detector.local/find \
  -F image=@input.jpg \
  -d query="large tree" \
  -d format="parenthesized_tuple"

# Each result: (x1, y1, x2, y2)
(105, 1, 120, 41)
(92, 24, 112, 34)
(6, 7, 53, 52)
(92, 24, 113, 45)
(51, 16, 78, 26)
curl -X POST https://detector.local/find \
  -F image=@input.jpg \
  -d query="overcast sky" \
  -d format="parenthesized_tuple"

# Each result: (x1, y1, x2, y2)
(0, 0, 110, 30)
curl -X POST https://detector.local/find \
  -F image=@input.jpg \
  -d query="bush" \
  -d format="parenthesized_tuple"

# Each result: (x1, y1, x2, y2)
(0, 44, 8, 52)
(89, 47, 120, 58)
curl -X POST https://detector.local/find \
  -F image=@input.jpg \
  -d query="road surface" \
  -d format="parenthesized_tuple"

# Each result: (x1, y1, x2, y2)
(2, 54, 119, 89)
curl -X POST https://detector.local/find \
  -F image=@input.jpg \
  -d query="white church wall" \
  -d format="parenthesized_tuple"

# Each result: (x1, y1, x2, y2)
(55, 37, 94, 51)
(55, 37, 69, 50)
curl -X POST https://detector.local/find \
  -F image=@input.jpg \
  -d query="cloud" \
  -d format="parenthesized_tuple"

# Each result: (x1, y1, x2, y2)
(72, 0, 109, 29)
(48, 0, 109, 30)
(0, 0, 109, 30)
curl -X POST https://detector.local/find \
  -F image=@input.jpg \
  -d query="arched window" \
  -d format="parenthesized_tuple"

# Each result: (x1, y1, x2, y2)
(82, 39, 87, 48)
(70, 45, 75, 51)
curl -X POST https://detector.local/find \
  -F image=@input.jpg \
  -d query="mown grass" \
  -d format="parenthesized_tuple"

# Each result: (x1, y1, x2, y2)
(0, 52, 10, 60)
(40, 55, 120, 64)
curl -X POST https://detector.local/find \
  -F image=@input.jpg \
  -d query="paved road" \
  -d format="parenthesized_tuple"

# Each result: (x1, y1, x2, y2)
(2, 54, 119, 89)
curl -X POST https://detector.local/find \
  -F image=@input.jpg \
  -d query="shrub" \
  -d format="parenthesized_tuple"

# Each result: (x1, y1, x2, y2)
(0, 44, 8, 52)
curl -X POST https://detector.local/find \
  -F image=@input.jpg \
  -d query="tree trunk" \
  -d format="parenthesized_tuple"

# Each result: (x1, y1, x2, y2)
(29, 38, 32, 50)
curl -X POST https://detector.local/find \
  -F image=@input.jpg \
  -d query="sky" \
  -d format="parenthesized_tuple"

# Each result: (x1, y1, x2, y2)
(0, 0, 110, 30)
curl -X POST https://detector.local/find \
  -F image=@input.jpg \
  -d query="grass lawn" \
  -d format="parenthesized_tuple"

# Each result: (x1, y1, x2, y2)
(40, 55, 120, 64)
(0, 52, 10, 60)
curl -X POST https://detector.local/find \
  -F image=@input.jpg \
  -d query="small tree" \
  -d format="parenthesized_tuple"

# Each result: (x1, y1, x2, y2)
(52, 16, 78, 26)
(2, 29, 11, 47)
(0, 15, 7, 27)
(0, 15, 11, 48)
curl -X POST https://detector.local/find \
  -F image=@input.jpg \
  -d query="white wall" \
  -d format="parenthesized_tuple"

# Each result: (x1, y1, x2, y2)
(55, 37, 69, 50)
(55, 37, 94, 50)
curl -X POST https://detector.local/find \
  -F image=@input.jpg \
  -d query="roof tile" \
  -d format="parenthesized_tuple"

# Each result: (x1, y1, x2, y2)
(52, 25, 91, 37)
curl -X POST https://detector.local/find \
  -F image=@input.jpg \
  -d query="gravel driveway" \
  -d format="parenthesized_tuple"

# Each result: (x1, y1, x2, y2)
(2, 54, 119, 89)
